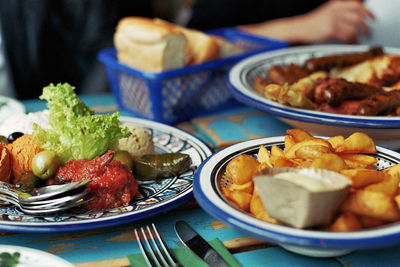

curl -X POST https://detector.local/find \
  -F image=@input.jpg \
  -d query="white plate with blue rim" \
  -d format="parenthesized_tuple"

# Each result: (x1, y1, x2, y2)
(0, 116, 212, 233)
(0, 245, 73, 267)
(228, 44, 400, 150)
(194, 135, 400, 258)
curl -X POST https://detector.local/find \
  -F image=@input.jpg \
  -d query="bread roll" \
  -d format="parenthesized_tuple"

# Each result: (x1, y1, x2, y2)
(114, 17, 189, 72)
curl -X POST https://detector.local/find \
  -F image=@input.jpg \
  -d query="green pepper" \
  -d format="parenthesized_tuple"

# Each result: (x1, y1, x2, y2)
(15, 171, 40, 192)
(133, 153, 191, 181)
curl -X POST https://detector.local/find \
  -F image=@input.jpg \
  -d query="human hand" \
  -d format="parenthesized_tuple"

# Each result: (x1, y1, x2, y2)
(299, 0, 374, 44)
(238, 0, 374, 44)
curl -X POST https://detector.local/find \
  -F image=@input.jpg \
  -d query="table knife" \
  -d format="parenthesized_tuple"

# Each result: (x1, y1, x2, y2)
(174, 220, 231, 267)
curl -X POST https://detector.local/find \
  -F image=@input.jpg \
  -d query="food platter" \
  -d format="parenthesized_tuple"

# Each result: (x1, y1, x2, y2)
(0, 116, 212, 233)
(228, 44, 400, 149)
(194, 136, 400, 257)
(0, 245, 73, 266)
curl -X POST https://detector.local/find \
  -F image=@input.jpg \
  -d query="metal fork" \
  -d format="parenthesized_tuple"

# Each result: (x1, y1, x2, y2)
(134, 223, 181, 267)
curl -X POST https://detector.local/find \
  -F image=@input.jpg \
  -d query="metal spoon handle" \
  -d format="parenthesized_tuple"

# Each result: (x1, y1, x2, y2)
(0, 182, 20, 199)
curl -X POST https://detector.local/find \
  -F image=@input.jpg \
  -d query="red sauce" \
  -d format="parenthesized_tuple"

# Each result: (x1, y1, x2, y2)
(56, 150, 138, 210)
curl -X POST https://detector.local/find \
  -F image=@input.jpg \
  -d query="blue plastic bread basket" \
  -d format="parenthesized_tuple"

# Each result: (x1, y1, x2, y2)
(98, 27, 288, 124)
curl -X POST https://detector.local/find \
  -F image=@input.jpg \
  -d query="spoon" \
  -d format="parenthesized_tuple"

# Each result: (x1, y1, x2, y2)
(0, 191, 93, 215)
(0, 180, 90, 203)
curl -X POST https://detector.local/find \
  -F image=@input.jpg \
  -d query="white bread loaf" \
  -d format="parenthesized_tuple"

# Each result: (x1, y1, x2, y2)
(211, 35, 243, 58)
(114, 17, 189, 72)
(154, 19, 220, 65)
(114, 17, 244, 72)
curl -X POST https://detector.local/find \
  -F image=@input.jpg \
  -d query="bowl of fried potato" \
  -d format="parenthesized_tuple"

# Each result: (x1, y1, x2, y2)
(228, 44, 400, 150)
(194, 128, 400, 257)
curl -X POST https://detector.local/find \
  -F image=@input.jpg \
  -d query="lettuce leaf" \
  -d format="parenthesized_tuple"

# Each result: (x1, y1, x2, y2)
(33, 83, 130, 163)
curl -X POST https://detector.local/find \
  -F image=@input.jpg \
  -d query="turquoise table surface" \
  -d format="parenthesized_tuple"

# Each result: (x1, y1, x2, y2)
(2, 94, 400, 267)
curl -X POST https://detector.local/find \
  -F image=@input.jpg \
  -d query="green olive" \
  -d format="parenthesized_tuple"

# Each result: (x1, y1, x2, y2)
(113, 150, 133, 169)
(31, 151, 60, 180)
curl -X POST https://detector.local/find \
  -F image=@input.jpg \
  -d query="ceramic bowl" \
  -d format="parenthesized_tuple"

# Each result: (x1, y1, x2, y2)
(194, 136, 400, 257)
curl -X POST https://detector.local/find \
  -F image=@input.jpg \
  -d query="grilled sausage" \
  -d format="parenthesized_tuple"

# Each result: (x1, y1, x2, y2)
(314, 78, 383, 106)
(356, 90, 400, 115)
(304, 46, 384, 72)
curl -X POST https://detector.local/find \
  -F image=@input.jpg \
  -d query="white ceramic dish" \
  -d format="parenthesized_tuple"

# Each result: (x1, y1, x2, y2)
(194, 136, 400, 257)
(0, 245, 73, 267)
(228, 44, 400, 149)
(0, 96, 25, 123)
(0, 116, 212, 233)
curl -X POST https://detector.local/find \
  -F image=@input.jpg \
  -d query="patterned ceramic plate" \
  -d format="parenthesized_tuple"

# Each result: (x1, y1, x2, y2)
(228, 44, 400, 149)
(0, 116, 212, 233)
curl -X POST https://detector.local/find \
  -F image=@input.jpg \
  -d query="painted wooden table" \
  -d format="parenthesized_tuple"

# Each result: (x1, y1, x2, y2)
(1, 94, 400, 267)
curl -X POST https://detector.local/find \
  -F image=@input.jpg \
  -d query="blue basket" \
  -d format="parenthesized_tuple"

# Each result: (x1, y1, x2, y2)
(97, 27, 288, 124)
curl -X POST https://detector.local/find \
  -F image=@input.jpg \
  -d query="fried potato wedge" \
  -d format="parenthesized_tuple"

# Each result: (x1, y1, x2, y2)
(222, 188, 252, 212)
(285, 138, 332, 159)
(284, 135, 296, 150)
(294, 145, 331, 160)
(227, 181, 254, 195)
(384, 164, 400, 179)
(271, 145, 285, 158)
(286, 129, 313, 142)
(310, 153, 347, 172)
(225, 154, 260, 185)
(330, 212, 363, 232)
(270, 155, 295, 167)
(257, 145, 272, 168)
(327, 135, 345, 150)
(340, 169, 387, 188)
(340, 190, 400, 222)
(340, 154, 377, 169)
(359, 216, 386, 228)
(365, 173, 399, 196)
(335, 132, 377, 154)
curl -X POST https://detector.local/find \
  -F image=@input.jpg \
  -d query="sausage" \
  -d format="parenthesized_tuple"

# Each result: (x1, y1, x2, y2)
(304, 46, 384, 72)
(267, 63, 310, 85)
(356, 90, 400, 115)
(314, 78, 383, 106)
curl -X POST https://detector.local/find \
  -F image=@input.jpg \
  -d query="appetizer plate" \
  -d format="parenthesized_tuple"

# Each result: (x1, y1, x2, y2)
(0, 245, 73, 267)
(194, 136, 400, 257)
(228, 44, 400, 149)
(0, 96, 25, 123)
(0, 116, 212, 233)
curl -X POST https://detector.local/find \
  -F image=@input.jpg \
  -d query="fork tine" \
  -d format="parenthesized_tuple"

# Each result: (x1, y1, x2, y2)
(151, 223, 180, 266)
(146, 225, 170, 267)
(134, 228, 157, 267)
(135, 224, 180, 267)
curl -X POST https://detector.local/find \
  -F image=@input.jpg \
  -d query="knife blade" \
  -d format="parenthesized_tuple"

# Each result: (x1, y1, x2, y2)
(174, 220, 231, 267)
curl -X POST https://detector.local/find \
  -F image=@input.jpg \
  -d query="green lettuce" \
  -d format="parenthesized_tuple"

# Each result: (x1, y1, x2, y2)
(33, 83, 130, 163)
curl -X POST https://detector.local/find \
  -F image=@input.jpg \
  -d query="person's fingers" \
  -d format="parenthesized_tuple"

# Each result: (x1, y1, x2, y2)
(338, 10, 370, 36)
(332, 19, 359, 43)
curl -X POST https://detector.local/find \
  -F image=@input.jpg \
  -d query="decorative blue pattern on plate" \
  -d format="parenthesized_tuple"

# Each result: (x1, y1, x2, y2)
(194, 136, 400, 257)
(228, 45, 400, 149)
(0, 117, 212, 233)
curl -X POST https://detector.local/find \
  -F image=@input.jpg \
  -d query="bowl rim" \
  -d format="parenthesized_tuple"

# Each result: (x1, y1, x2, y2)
(194, 135, 400, 249)
(228, 44, 400, 129)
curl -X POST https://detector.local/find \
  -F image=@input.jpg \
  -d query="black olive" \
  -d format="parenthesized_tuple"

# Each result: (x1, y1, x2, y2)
(7, 132, 24, 143)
